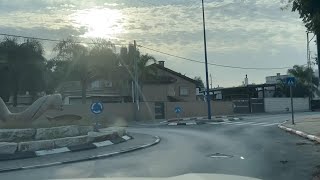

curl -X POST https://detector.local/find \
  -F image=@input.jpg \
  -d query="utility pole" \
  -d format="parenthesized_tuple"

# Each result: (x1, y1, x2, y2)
(202, 0, 212, 119)
(133, 40, 140, 112)
(317, 34, 320, 79)
(210, 74, 213, 89)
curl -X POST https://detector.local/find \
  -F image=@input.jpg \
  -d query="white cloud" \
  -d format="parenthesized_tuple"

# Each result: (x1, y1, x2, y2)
(0, 0, 311, 86)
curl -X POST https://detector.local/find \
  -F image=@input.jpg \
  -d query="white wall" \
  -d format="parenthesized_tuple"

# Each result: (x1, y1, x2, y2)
(264, 98, 309, 113)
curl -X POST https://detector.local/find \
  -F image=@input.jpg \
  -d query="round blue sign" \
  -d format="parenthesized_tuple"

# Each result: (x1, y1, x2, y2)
(90, 102, 104, 114)
(175, 107, 182, 114)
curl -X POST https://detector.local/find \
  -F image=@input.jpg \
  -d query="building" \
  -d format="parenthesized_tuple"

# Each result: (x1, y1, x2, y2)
(60, 61, 198, 104)
(266, 73, 289, 84)
(141, 61, 198, 102)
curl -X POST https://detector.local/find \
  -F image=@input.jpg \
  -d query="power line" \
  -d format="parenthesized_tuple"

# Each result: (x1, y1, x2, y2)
(0, 33, 299, 70)
(138, 45, 296, 70)
(0, 33, 126, 46)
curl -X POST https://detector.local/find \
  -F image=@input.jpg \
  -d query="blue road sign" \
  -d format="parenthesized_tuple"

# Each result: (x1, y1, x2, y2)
(90, 102, 104, 114)
(286, 77, 296, 86)
(175, 107, 182, 114)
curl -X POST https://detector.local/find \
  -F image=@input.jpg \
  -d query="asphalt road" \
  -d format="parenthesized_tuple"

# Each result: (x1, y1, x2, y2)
(1, 112, 320, 180)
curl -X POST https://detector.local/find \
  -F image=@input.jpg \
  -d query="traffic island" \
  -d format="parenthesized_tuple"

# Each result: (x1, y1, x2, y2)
(0, 132, 160, 173)
(0, 126, 130, 160)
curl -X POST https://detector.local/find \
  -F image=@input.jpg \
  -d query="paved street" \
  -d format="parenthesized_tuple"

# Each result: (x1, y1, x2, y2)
(1, 112, 320, 180)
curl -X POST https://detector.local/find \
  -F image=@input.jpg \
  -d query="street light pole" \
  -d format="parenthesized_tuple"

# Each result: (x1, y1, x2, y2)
(201, 0, 212, 119)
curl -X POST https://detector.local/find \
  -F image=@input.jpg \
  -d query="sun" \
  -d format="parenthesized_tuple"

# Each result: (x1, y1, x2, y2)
(70, 8, 124, 39)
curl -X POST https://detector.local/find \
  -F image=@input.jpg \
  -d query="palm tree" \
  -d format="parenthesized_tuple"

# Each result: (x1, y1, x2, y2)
(276, 65, 319, 97)
(54, 39, 93, 104)
(53, 38, 118, 104)
(138, 54, 157, 81)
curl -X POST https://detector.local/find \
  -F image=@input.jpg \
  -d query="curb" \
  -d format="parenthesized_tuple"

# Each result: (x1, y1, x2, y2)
(165, 116, 242, 123)
(0, 135, 160, 173)
(278, 123, 320, 143)
(167, 121, 206, 126)
(166, 117, 206, 123)
(0, 134, 132, 161)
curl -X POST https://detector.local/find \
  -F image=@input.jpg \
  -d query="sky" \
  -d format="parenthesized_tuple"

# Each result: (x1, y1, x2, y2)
(0, 0, 316, 87)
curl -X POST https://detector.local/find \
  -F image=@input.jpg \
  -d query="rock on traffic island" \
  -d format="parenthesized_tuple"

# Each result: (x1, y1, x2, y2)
(0, 125, 130, 158)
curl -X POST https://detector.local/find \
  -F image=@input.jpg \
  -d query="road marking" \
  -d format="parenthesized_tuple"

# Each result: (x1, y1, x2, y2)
(122, 135, 131, 141)
(261, 123, 280, 127)
(186, 122, 197, 125)
(209, 121, 280, 127)
(93, 140, 113, 147)
(35, 147, 70, 156)
(168, 123, 178, 126)
(240, 156, 245, 160)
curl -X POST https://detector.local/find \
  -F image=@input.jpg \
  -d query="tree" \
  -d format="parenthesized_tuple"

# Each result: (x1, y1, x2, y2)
(0, 38, 45, 106)
(275, 65, 319, 97)
(194, 76, 205, 88)
(53, 38, 118, 104)
(284, 0, 320, 78)
(54, 39, 93, 104)
(89, 39, 118, 81)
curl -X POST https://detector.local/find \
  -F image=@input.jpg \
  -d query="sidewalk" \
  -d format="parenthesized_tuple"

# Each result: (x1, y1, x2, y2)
(279, 117, 320, 143)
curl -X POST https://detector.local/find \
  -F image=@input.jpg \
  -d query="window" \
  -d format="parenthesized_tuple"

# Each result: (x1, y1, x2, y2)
(179, 86, 189, 96)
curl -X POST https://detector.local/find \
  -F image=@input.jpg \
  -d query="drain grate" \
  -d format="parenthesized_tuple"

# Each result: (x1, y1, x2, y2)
(208, 153, 233, 158)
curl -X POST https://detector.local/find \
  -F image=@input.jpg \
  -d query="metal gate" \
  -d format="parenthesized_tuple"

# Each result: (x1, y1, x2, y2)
(155, 102, 165, 119)
(232, 100, 250, 114)
(233, 99, 265, 113)
(250, 98, 264, 113)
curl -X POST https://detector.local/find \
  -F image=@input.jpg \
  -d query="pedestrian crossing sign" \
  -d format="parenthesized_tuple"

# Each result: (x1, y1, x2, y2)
(286, 77, 295, 86)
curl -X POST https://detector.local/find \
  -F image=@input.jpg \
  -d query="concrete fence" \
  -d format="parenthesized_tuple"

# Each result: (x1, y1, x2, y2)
(264, 98, 309, 113)
(7, 101, 234, 128)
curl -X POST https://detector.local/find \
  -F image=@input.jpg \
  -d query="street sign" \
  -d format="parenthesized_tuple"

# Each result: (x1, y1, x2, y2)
(286, 77, 296, 87)
(285, 77, 296, 124)
(175, 107, 182, 114)
(90, 102, 104, 114)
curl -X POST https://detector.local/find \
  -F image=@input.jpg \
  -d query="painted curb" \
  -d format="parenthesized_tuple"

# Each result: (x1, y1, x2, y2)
(0, 134, 133, 161)
(278, 123, 320, 143)
(0, 135, 160, 173)
(165, 117, 242, 124)
(167, 121, 206, 126)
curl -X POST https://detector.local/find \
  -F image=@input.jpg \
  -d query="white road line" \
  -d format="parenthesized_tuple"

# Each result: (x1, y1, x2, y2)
(93, 140, 113, 147)
(261, 123, 280, 127)
(209, 121, 280, 127)
(168, 123, 178, 126)
(35, 147, 70, 156)
(224, 121, 258, 125)
(122, 135, 131, 141)
(186, 122, 197, 125)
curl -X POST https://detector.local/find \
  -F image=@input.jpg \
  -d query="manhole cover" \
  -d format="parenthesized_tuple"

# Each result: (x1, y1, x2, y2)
(208, 153, 233, 158)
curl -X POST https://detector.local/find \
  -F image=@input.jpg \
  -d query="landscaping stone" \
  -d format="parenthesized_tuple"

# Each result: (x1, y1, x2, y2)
(54, 135, 89, 147)
(100, 127, 126, 137)
(0, 129, 36, 142)
(88, 131, 117, 142)
(18, 140, 55, 152)
(0, 142, 17, 154)
(35, 125, 80, 140)
(78, 126, 94, 135)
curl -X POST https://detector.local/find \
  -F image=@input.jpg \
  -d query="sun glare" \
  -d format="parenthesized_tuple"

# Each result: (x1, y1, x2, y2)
(70, 8, 124, 39)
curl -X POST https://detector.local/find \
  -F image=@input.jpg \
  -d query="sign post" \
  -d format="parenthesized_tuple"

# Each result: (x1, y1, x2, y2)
(175, 106, 182, 122)
(90, 102, 104, 132)
(286, 77, 295, 125)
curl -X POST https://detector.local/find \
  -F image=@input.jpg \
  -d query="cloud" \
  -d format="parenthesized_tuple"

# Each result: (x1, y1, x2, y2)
(0, 0, 310, 86)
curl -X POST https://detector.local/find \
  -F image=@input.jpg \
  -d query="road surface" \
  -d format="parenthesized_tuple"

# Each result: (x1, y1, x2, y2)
(1, 112, 320, 180)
